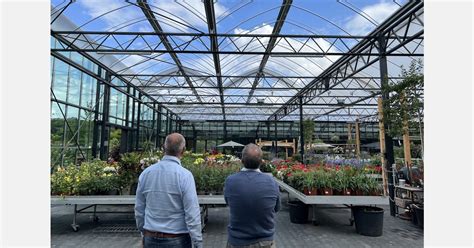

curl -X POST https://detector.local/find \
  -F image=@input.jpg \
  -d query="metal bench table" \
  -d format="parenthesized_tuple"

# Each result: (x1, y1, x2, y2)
(51, 195, 226, 232)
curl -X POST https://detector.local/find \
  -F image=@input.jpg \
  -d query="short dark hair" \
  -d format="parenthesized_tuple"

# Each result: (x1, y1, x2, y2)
(164, 133, 186, 156)
(241, 143, 263, 169)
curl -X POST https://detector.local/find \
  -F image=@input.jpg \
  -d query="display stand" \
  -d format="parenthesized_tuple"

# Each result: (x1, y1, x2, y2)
(274, 178, 388, 225)
(51, 195, 226, 232)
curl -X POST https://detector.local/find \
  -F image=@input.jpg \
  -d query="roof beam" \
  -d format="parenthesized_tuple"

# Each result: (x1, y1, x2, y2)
(137, 0, 202, 102)
(246, 0, 292, 103)
(204, 0, 226, 121)
(267, 0, 423, 121)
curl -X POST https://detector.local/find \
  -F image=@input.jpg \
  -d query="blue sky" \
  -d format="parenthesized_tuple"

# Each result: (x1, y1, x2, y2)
(51, 0, 420, 121)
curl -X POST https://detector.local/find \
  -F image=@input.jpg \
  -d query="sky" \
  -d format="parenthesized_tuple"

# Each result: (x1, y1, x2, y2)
(51, 0, 422, 121)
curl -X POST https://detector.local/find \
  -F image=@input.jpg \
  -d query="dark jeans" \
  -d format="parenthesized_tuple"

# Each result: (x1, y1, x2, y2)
(143, 234, 192, 248)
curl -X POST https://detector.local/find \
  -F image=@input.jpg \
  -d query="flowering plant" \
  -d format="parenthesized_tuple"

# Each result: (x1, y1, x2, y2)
(51, 160, 123, 195)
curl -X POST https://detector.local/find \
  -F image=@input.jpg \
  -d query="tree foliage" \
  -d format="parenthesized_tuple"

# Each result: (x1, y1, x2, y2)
(382, 59, 424, 137)
(302, 118, 315, 146)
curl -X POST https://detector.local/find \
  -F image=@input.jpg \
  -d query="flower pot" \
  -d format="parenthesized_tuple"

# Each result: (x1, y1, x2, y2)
(304, 187, 318, 195)
(107, 189, 119, 195)
(354, 189, 363, 196)
(288, 200, 308, 224)
(207, 190, 217, 195)
(129, 182, 138, 195)
(321, 188, 333, 195)
(344, 188, 353, 196)
(303, 187, 310, 195)
(410, 205, 418, 226)
(352, 206, 384, 237)
(333, 189, 343, 195)
(412, 204, 423, 228)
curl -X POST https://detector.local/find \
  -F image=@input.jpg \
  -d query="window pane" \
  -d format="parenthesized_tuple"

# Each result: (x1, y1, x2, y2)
(68, 67, 82, 105)
(70, 52, 83, 66)
(81, 74, 96, 109)
(65, 106, 79, 144)
(51, 102, 65, 147)
(52, 58, 69, 101)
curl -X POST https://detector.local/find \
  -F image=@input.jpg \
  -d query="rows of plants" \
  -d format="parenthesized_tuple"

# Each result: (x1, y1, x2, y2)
(51, 151, 241, 196)
(272, 160, 382, 196)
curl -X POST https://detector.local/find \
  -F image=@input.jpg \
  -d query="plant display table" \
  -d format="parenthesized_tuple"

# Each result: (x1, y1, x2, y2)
(51, 195, 226, 232)
(274, 178, 389, 225)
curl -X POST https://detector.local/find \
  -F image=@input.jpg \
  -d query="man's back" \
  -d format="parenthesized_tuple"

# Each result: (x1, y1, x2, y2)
(135, 155, 202, 247)
(138, 157, 189, 232)
(224, 171, 280, 246)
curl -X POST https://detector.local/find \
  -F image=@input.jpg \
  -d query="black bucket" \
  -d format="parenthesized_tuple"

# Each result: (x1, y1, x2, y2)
(413, 204, 424, 228)
(288, 201, 308, 224)
(352, 206, 384, 237)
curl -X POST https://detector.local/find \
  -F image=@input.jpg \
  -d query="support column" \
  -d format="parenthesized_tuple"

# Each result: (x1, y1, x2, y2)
(401, 93, 414, 184)
(156, 105, 162, 149)
(274, 117, 278, 158)
(378, 97, 389, 196)
(136, 94, 141, 150)
(401, 92, 412, 168)
(124, 85, 131, 152)
(347, 123, 352, 142)
(355, 120, 361, 158)
(130, 89, 136, 150)
(168, 114, 172, 133)
(379, 35, 396, 216)
(99, 71, 111, 160)
(192, 125, 197, 153)
(91, 67, 102, 158)
(223, 121, 228, 141)
(299, 96, 304, 160)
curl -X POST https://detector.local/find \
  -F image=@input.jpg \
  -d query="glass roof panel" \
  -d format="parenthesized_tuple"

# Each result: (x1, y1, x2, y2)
(51, 0, 422, 121)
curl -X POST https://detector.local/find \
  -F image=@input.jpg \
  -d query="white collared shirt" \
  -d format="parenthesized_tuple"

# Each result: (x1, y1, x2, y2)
(241, 167, 262, 173)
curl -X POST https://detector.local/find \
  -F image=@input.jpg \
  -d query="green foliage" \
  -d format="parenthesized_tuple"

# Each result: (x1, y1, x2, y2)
(292, 153, 302, 163)
(108, 129, 122, 161)
(288, 171, 306, 192)
(382, 59, 424, 138)
(302, 118, 315, 146)
(51, 160, 122, 195)
(183, 161, 241, 193)
(260, 161, 275, 173)
(117, 152, 142, 185)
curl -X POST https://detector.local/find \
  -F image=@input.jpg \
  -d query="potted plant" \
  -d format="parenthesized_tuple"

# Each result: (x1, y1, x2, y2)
(352, 174, 364, 196)
(332, 170, 345, 195)
(302, 171, 317, 195)
(288, 171, 305, 193)
(319, 170, 333, 195)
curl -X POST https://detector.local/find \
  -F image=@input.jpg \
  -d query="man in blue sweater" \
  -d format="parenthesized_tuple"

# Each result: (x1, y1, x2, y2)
(224, 144, 281, 248)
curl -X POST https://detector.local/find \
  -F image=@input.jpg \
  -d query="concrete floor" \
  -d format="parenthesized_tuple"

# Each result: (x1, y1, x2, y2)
(51, 194, 423, 248)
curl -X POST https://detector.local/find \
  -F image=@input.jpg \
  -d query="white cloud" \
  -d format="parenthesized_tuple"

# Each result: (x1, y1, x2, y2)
(152, 0, 227, 32)
(79, 0, 141, 31)
(344, 1, 399, 35)
(79, 0, 227, 33)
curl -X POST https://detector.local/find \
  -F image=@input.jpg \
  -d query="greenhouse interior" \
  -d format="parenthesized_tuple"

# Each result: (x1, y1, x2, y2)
(50, 0, 424, 247)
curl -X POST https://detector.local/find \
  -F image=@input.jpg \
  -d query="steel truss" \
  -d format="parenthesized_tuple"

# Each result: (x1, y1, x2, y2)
(50, 0, 423, 122)
(268, 0, 424, 121)
(51, 31, 423, 57)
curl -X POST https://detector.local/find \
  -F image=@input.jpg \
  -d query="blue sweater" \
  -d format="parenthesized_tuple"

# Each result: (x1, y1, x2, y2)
(224, 171, 281, 246)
